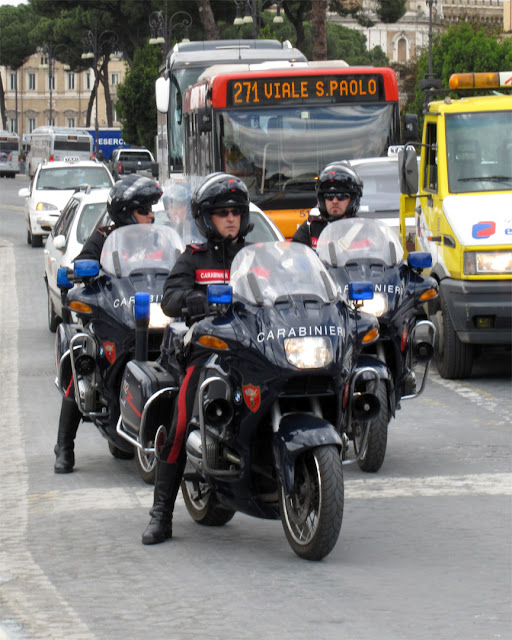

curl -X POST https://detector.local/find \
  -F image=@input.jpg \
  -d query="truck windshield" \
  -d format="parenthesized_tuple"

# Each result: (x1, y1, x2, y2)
(446, 110, 512, 193)
(216, 104, 396, 195)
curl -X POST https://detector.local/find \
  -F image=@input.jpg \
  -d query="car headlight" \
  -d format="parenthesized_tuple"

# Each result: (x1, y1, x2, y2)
(148, 302, 169, 329)
(36, 202, 59, 211)
(358, 292, 388, 317)
(464, 251, 512, 275)
(284, 337, 333, 369)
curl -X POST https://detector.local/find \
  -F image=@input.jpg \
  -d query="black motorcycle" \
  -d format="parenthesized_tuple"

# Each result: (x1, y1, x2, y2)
(118, 241, 382, 560)
(54, 224, 184, 479)
(317, 217, 437, 472)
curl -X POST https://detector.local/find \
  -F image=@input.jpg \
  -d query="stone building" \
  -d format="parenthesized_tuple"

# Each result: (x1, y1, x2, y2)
(1, 48, 126, 143)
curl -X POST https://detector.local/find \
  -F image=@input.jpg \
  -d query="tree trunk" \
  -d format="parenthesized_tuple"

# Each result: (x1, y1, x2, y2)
(100, 57, 113, 127)
(283, 2, 307, 54)
(312, 0, 328, 61)
(0, 75, 6, 130)
(195, 0, 220, 40)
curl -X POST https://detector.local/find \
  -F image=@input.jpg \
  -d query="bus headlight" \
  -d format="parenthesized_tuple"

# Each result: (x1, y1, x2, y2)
(464, 251, 512, 275)
(284, 337, 333, 369)
(358, 293, 388, 317)
(148, 302, 169, 329)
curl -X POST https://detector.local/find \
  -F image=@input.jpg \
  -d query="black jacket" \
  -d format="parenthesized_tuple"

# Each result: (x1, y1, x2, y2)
(292, 216, 329, 249)
(161, 239, 245, 318)
(75, 225, 116, 262)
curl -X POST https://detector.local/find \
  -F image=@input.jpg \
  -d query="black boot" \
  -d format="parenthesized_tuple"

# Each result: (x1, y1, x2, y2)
(54, 397, 81, 474)
(142, 460, 181, 545)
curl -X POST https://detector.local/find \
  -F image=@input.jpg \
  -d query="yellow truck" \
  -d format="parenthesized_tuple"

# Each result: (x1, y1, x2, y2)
(398, 72, 512, 378)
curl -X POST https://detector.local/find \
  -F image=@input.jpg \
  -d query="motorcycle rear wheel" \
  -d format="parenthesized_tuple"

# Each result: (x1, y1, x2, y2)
(108, 441, 135, 460)
(354, 380, 389, 473)
(135, 447, 156, 485)
(279, 445, 343, 561)
(181, 475, 236, 526)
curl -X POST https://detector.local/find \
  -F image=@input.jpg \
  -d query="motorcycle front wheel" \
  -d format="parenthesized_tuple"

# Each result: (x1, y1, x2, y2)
(279, 445, 344, 561)
(354, 380, 389, 473)
(181, 473, 236, 526)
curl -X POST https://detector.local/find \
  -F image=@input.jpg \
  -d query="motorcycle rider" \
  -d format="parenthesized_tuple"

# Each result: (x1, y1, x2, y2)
(292, 163, 363, 249)
(142, 172, 252, 545)
(53, 174, 162, 473)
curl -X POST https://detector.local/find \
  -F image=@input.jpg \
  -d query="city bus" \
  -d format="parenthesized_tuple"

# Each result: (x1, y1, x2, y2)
(0, 130, 21, 178)
(155, 39, 306, 183)
(181, 62, 400, 237)
(26, 126, 94, 177)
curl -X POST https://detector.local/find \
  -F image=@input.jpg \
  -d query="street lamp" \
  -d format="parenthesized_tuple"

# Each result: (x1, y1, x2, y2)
(426, 0, 437, 79)
(41, 44, 71, 126)
(81, 29, 119, 155)
(149, 10, 193, 59)
(233, 1, 284, 38)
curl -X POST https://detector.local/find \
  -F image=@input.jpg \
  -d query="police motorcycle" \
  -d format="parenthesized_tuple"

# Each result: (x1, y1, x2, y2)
(316, 217, 438, 472)
(118, 241, 382, 560)
(55, 224, 184, 479)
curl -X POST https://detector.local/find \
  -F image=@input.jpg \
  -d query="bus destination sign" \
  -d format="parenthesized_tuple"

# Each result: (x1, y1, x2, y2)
(227, 74, 384, 107)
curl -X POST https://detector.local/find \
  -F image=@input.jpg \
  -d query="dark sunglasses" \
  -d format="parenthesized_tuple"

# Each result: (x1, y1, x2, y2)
(212, 207, 242, 218)
(324, 192, 350, 201)
(135, 205, 153, 216)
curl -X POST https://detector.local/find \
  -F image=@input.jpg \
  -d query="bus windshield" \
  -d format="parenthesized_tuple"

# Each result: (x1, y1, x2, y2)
(217, 103, 396, 195)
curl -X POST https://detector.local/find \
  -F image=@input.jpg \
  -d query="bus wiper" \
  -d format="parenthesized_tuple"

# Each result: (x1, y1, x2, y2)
(459, 176, 512, 182)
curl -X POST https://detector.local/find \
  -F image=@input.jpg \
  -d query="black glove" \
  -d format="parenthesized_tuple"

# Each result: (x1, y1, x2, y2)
(185, 291, 209, 321)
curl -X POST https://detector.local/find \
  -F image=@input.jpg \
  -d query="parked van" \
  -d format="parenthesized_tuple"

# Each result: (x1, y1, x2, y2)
(26, 127, 93, 177)
(0, 130, 21, 178)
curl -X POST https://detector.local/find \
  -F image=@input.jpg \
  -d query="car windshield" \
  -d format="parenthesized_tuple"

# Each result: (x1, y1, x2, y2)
(230, 241, 336, 306)
(316, 218, 404, 267)
(446, 110, 512, 193)
(100, 225, 185, 277)
(36, 166, 112, 190)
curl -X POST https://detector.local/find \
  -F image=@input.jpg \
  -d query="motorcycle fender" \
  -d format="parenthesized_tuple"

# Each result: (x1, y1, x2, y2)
(356, 355, 391, 382)
(273, 413, 342, 496)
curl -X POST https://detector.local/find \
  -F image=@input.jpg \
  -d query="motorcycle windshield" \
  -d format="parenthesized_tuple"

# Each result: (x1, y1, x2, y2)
(316, 218, 404, 267)
(230, 241, 337, 306)
(153, 180, 203, 245)
(100, 225, 185, 277)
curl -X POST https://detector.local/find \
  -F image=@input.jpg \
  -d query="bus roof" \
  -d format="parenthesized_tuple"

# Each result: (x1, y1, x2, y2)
(0, 130, 19, 138)
(166, 39, 306, 72)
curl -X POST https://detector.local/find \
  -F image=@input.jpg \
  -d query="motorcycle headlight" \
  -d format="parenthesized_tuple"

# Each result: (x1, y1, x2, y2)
(464, 251, 512, 275)
(148, 302, 169, 329)
(358, 293, 388, 317)
(284, 337, 333, 369)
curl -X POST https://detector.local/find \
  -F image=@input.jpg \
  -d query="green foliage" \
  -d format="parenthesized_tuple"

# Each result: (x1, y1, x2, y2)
(115, 44, 160, 151)
(0, 4, 39, 69)
(408, 22, 512, 127)
(376, 0, 407, 24)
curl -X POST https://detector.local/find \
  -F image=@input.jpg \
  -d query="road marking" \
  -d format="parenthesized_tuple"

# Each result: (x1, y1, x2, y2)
(0, 204, 24, 212)
(25, 472, 512, 515)
(429, 369, 512, 425)
(0, 241, 94, 640)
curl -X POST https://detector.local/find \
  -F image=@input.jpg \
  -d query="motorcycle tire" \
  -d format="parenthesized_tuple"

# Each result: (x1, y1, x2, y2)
(108, 441, 135, 460)
(279, 445, 343, 562)
(135, 447, 156, 485)
(181, 475, 235, 526)
(47, 286, 60, 333)
(355, 380, 389, 473)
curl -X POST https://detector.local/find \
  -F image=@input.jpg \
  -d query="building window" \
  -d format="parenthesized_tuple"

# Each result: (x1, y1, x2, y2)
(67, 73, 75, 90)
(9, 119, 16, 133)
(86, 73, 91, 90)
(112, 105, 118, 122)
(67, 118, 75, 128)
(111, 73, 119, 86)
(9, 73, 17, 91)
(48, 117, 55, 126)
(48, 74, 55, 91)
(28, 73, 36, 90)
(28, 118, 36, 133)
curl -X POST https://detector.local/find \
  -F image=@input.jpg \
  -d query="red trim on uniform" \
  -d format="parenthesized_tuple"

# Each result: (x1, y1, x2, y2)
(167, 365, 195, 463)
(65, 376, 74, 398)
(195, 268, 230, 284)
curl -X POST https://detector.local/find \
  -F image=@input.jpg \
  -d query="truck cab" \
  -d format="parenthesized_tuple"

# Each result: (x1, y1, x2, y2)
(399, 72, 512, 378)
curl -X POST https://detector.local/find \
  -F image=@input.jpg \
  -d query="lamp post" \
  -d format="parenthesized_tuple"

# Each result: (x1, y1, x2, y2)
(426, 0, 437, 79)
(149, 9, 192, 59)
(41, 44, 71, 126)
(81, 29, 119, 155)
(233, 0, 283, 39)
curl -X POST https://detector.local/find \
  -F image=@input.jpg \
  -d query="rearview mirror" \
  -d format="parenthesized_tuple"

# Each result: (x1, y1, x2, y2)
(398, 145, 419, 196)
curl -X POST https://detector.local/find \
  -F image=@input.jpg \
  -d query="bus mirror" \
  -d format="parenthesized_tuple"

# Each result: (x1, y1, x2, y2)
(155, 77, 170, 114)
(403, 114, 419, 142)
(198, 107, 212, 133)
(398, 145, 419, 196)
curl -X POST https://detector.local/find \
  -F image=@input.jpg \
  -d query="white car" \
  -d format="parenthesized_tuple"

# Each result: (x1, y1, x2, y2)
(44, 187, 111, 331)
(19, 159, 114, 248)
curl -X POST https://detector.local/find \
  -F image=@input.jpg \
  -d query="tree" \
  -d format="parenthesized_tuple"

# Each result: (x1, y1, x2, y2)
(0, 4, 38, 129)
(115, 44, 161, 151)
(407, 22, 512, 127)
(312, 0, 328, 61)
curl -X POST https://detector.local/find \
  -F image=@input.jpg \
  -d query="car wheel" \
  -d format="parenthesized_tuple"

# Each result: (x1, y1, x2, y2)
(31, 234, 43, 248)
(47, 287, 60, 333)
(27, 228, 32, 245)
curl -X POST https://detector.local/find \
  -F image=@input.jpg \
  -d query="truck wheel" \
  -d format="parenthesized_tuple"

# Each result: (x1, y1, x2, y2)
(433, 291, 473, 379)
